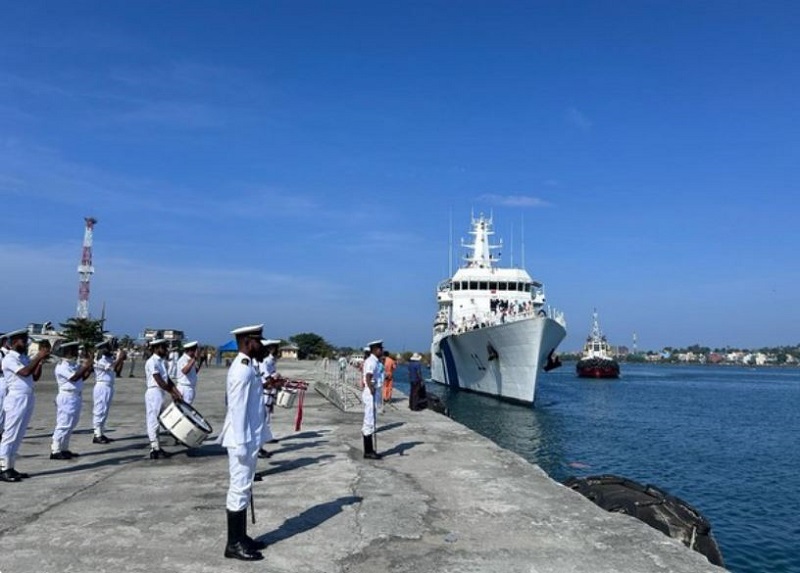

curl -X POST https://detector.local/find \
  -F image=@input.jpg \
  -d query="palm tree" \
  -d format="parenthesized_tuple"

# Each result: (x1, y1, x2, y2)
(59, 317, 105, 346)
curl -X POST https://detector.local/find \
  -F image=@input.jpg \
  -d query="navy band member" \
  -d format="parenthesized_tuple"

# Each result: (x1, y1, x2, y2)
(361, 339, 384, 460)
(0, 333, 11, 440)
(0, 329, 50, 482)
(217, 324, 267, 561)
(92, 340, 126, 444)
(175, 341, 201, 405)
(258, 338, 282, 457)
(144, 339, 183, 459)
(50, 342, 94, 460)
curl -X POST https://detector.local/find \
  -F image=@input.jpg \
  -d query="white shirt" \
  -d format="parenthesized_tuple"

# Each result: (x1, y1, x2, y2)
(218, 353, 264, 448)
(56, 359, 84, 393)
(2, 350, 34, 394)
(145, 354, 168, 390)
(363, 354, 382, 388)
(167, 350, 179, 380)
(176, 353, 198, 388)
(94, 354, 116, 385)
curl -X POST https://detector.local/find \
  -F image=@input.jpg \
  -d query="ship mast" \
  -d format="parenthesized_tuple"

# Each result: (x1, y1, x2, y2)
(461, 213, 502, 269)
(590, 309, 603, 341)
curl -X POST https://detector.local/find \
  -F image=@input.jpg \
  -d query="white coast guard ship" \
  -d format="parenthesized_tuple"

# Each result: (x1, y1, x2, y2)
(430, 214, 567, 405)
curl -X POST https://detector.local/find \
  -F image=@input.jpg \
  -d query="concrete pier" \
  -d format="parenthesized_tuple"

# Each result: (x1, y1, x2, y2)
(0, 361, 725, 572)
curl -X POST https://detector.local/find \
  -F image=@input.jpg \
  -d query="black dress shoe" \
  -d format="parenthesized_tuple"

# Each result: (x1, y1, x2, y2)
(224, 541, 263, 561)
(50, 452, 71, 460)
(63, 450, 80, 457)
(92, 435, 112, 444)
(0, 470, 21, 482)
(8, 468, 30, 479)
(150, 448, 173, 459)
(244, 536, 267, 551)
(257, 448, 272, 459)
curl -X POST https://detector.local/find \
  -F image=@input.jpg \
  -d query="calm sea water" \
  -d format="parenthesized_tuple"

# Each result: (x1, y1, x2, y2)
(393, 363, 800, 573)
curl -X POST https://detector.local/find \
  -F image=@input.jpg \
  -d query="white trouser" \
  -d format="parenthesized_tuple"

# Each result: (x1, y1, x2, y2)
(361, 386, 376, 436)
(226, 444, 259, 511)
(178, 385, 195, 405)
(92, 383, 114, 434)
(0, 378, 7, 430)
(52, 392, 82, 453)
(145, 387, 165, 446)
(0, 391, 35, 469)
(261, 395, 274, 443)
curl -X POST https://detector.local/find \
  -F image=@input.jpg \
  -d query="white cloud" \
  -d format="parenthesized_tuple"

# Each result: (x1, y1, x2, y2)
(477, 194, 551, 208)
(565, 107, 592, 130)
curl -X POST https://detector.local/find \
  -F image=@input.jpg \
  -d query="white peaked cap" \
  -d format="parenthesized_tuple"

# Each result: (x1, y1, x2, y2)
(59, 341, 81, 350)
(183, 341, 199, 350)
(410, 352, 422, 361)
(261, 339, 281, 346)
(149, 338, 168, 347)
(367, 339, 383, 348)
(4, 328, 28, 339)
(363, 346, 370, 352)
(230, 324, 264, 336)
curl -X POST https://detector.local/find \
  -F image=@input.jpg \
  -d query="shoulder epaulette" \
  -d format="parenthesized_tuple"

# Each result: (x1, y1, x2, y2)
(241, 358, 250, 365)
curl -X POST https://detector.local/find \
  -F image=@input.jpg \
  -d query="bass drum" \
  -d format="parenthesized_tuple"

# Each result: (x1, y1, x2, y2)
(159, 400, 213, 448)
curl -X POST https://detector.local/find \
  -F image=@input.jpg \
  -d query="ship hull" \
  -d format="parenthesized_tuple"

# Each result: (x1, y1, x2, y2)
(576, 358, 620, 379)
(431, 316, 566, 405)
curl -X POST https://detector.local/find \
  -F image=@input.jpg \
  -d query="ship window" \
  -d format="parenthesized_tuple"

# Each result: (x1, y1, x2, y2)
(498, 282, 507, 291)
(479, 281, 488, 290)
(469, 281, 478, 290)
(489, 281, 497, 290)
(525, 283, 532, 292)
(509, 282, 517, 291)
(461, 281, 467, 290)
(453, 282, 460, 290)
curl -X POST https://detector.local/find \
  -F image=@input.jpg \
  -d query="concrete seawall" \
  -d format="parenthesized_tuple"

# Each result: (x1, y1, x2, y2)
(0, 361, 725, 572)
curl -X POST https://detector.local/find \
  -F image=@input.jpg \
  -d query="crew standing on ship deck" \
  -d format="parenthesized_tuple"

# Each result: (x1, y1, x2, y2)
(175, 341, 201, 405)
(218, 324, 267, 561)
(92, 340, 126, 444)
(144, 339, 183, 459)
(0, 329, 50, 482)
(361, 339, 384, 460)
(50, 342, 93, 460)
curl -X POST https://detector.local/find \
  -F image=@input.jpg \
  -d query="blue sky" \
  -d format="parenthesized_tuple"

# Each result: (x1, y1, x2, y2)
(1, 2, 799, 352)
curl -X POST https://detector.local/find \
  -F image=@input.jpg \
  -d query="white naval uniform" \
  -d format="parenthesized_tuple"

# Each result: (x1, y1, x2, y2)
(217, 353, 264, 511)
(361, 354, 381, 436)
(52, 359, 85, 453)
(92, 354, 116, 436)
(0, 347, 8, 432)
(260, 356, 277, 443)
(167, 350, 179, 381)
(144, 353, 169, 447)
(175, 353, 198, 405)
(0, 350, 35, 469)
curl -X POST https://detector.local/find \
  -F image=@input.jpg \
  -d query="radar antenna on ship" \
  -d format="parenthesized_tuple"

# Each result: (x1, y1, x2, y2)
(461, 213, 502, 269)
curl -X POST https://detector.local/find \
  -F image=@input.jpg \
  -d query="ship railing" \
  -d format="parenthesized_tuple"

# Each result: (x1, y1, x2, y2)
(443, 306, 549, 335)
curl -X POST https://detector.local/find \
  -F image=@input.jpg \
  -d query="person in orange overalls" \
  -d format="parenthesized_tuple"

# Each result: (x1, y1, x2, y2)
(381, 351, 397, 407)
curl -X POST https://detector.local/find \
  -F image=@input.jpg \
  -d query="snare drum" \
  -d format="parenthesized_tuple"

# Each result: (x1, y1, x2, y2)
(276, 388, 297, 408)
(159, 400, 213, 448)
